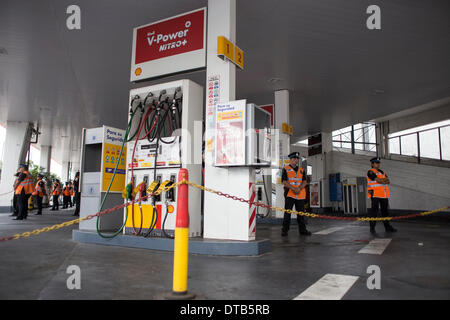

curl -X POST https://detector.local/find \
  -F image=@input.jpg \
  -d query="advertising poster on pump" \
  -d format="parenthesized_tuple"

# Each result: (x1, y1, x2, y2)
(214, 100, 246, 166)
(101, 126, 127, 192)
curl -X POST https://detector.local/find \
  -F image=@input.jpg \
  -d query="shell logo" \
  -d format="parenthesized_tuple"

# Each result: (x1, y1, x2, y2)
(135, 67, 142, 76)
(168, 205, 174, 214)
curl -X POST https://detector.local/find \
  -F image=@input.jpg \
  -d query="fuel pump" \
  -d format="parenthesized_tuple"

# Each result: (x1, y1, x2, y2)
(123, 80, 203, 238)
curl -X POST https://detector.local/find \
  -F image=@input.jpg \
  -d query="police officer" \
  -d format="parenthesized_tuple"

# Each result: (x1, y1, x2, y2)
(281, 152, 311, 236)
(10, 170, 20, 217)
(68, 181, 74, 208)
(51, 179, 61, 211)
(367, 157, 397, 234)
(62, 182, 70, 209)
(73, 172, 80, 216)
(13, 164, 35, 220)
(33, 174, 46, 215)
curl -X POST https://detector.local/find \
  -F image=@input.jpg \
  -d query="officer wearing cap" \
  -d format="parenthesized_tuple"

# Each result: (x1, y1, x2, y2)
(73, 172, 80, 216)
(10, 169, 21, 217)
(51, 179, 61, 211)
(13, 164, 35, 220)
(33, 174, 46, 215)
(281, 152, 311, 236)
(367, 157, 397, 234)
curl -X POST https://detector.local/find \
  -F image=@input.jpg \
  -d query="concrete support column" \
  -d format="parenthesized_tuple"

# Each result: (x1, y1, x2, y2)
(61, 161, 70, 183)
(0, 121, 32, 210)
(376, 121, 390, 158)
(309, 132, 333, 210)
(203, 0, 257, 241)
(39, 145, 52, 173)
(273, 90, 291, 218)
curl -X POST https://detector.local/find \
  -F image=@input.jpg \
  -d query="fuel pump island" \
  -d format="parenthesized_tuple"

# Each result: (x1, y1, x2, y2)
(73, 7, 274, 256)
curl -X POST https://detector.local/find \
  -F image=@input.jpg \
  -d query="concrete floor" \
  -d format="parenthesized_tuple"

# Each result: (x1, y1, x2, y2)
(1, 207, 449, 300)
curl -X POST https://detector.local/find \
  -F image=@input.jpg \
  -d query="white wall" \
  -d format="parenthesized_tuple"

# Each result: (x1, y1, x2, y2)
(328, 151, 450, 211)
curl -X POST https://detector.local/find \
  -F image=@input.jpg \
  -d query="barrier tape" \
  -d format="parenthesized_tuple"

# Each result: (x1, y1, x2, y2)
(1, 179, 448, 242)
(0, 181, 181, 242)
(184, 180, 449, 222)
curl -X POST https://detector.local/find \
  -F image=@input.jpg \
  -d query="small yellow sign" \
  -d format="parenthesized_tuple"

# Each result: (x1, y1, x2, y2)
(282, 123, 293, 136)
(234, 45, 244, 70)
(217, 36, 234, 61)
(217, 110, 243, 121)
(217, 36, 244, 69)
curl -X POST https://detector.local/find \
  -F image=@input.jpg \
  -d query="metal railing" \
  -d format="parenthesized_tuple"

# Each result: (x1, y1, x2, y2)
(388, 124, 450, 163)
(332, 123, 377, 153)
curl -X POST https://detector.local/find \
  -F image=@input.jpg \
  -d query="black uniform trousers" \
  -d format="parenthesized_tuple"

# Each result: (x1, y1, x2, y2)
(282, 197, 308, 233)
(63, 195, 69, 209)
(17, 189, 31, 219)
(369, 197, 392, 229)
(12, 194, 18, 216)
(52, 195, 59, 210)
(73, 192, 80, 216)
(36, 195, 43, 215)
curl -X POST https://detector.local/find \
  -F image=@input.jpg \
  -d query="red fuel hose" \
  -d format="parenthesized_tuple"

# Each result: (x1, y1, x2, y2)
(130, 105, 154, 235)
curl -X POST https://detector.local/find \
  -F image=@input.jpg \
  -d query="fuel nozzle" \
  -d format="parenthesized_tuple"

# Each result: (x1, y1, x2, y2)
(143, 92, 154, 109)
(173, 87, 182, 100)
(123, 182, 134, 201)
(166, 174, 176, 202)
(138, 181, 147, 202)
(158, 90, 167, 102)
(130, 95, 141, 115)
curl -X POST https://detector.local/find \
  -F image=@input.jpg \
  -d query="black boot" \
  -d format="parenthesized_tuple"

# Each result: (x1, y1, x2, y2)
(385, 224, 397, 232)
(299, 230, 312, 236)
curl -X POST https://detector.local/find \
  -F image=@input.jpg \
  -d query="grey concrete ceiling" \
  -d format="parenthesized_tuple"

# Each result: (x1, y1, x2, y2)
(0, 0, 449, 165)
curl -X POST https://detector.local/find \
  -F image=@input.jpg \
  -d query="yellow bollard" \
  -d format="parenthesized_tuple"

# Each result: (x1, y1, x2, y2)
(173, 227, 189, 293)
(160, 168, 195, 300)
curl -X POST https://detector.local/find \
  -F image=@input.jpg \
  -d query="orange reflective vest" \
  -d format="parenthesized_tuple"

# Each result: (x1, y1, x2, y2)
(69, 187, 74, 196)
(63, 187, 71, 196)
(33, 181, 44, 197)
(52, 183, 61, 196)
(367, 168, 390, 199)
(15, 171, 35, 195)
(284, 165, 306, 200)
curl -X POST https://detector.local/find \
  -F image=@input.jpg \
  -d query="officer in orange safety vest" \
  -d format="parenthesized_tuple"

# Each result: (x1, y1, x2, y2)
(13, 164, 35, 220)
(51, 179, 61, 211)
(281, 152, 311, 236)
(68, 181, 74, 208)
(367, 157, 397, 234)
(62, 182, 71, 209)
(32, 173, 46, 215)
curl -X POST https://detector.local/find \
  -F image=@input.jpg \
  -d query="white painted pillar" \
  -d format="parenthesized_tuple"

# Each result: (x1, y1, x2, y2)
(376, 121, 389, 158)
(273, 90, 291, 218)
(309, 132, 333, 209)
(61, 161, 70, 183)
(203, 0, 256, 241)
(39, 145, 52, 173)
(0, 121, 32, 209)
